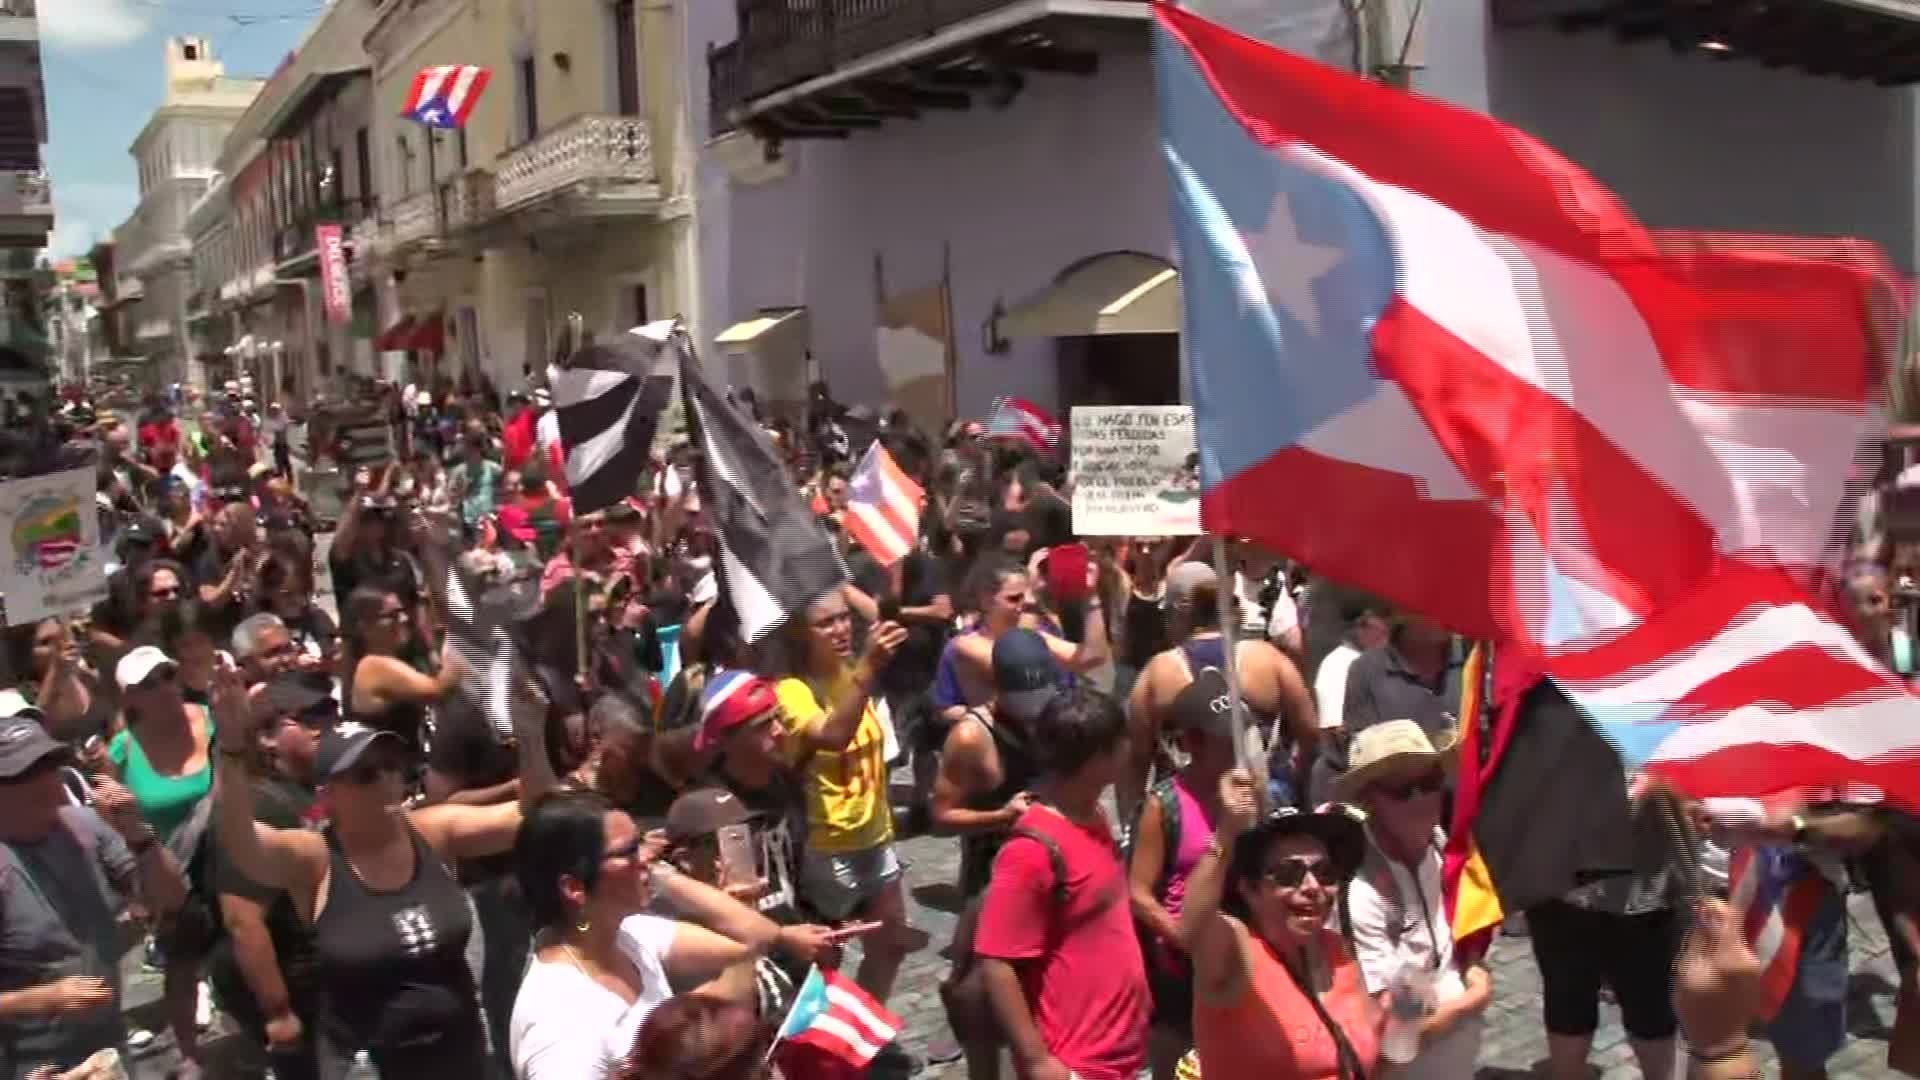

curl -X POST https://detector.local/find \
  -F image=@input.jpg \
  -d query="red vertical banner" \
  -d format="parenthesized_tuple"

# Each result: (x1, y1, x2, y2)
(316, 224, 350, 325)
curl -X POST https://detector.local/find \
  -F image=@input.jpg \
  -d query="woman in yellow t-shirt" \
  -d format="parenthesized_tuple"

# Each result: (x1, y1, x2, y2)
(768, 588, 913, 1004)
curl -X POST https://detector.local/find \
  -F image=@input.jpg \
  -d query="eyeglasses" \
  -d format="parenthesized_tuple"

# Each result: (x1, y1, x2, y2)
(1261, 858, 1338, 889)
(1377, 771, 1447, 802)
(375, 608, 409, 624)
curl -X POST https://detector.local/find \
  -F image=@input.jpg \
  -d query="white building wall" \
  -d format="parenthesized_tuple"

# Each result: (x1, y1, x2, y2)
(1422, 20, 1917, 271)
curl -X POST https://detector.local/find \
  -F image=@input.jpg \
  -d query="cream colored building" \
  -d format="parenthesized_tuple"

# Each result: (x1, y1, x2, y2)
(113, 37, 263, 391)
(363, 0, 702, 393)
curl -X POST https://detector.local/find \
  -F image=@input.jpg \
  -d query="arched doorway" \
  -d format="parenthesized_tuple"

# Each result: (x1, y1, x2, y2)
(998, 250, 1182, 406)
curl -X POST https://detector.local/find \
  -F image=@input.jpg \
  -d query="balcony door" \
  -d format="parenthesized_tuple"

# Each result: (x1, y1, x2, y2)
(524, 291, 550, 382)
(612, 0, 641, 117)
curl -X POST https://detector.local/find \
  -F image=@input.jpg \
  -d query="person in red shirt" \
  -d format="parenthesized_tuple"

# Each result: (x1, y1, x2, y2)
(975, 686, 1149, 1080)
(502, 390, 539, 471)
(139, 406, 181, 474)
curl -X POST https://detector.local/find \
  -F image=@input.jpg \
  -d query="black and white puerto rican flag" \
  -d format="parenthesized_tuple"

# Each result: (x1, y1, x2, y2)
(677, 333, 847, 643)
(546, 322, 676, 516)
(443, 553, 543, 739)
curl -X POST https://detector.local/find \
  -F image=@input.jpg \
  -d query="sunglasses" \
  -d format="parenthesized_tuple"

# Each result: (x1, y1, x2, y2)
(150, 585, 182, 600)
(135, 669, 177, 692)
(602, 835, 650, 864)
(375, 608, 409, 624)
(1377, 770, 1447, 801)
(1261, 858, 1339, 889)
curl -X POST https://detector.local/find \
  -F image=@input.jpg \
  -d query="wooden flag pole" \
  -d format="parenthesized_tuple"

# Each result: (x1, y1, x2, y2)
(563, 312, 591, 682)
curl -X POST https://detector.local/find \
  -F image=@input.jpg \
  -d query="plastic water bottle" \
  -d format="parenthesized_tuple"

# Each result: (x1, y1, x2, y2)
(1380, 957, 1437, 1064)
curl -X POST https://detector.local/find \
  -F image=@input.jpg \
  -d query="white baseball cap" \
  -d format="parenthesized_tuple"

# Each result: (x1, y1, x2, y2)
(115, 646, 178, 691)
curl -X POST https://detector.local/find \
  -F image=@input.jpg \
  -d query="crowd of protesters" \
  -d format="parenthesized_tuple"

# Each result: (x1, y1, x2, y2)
(0, 370, 1904, 1080)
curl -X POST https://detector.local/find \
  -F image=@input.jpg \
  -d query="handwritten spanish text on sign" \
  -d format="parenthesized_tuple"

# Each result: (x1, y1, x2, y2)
(1070, 406, 1202, 536)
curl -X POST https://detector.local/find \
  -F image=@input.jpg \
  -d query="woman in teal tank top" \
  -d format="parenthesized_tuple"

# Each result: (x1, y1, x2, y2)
(108, 646, 216, 841)
(107, 641, 217, 1076)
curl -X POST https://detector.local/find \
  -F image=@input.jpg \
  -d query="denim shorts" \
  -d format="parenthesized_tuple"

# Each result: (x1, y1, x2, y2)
(800, 843, 902, 921)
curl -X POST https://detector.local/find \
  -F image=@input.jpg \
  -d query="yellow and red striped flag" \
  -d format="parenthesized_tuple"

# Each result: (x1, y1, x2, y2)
(844, 441, 924, 567)
(1441, 641, 1504, 964)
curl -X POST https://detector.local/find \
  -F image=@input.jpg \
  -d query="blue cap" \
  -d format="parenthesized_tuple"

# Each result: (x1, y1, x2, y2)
(992, 628, 1061, 720)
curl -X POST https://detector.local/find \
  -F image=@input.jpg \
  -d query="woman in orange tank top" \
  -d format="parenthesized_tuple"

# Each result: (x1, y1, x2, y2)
(1178, 769, 1382, 1079)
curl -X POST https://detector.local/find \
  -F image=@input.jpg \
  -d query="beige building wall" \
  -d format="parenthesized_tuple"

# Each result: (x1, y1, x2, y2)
(366, 0, 698, 393)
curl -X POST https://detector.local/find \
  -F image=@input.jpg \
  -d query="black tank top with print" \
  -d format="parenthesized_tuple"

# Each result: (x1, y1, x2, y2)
(310, 820, 478, 1052)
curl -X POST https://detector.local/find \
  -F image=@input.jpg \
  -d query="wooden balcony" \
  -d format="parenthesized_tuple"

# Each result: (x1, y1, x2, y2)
(1492, 0, 1920, 84)
(709, 0, 1150, 142)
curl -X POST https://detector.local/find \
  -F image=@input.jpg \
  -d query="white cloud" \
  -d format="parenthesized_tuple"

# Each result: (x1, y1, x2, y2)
(40, 0, 151, 51)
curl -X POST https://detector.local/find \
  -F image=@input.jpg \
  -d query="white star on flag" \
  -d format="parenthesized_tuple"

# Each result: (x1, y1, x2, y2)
(1240, 191, 1344, 336)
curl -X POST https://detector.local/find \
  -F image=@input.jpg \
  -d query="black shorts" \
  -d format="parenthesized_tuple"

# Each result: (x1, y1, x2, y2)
(1525, 899, 1680, 1041)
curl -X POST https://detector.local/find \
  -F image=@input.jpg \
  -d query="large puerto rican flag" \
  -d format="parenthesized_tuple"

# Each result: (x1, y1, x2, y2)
(1155, 4, 1920, 808)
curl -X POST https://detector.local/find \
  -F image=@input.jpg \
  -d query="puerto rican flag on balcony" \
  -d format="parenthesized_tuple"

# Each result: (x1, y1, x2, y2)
(404, 65, 492, 129)
(1155, 4, 1920, 808)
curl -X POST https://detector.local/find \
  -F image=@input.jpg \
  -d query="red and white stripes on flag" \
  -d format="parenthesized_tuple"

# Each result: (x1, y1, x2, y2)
(986, 396, 1062, 452)
(404, 65, 492, 129)
(843, 442, 923, 567)
(1728, 845, 1832, 1021)
(1546, 563, 1920, 809)
(773, 967, 901, 1068)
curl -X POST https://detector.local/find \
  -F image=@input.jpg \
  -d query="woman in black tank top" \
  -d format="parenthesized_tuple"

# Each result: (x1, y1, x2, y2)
(340, 587, 461, 760)
(206, 658, 564, 1080)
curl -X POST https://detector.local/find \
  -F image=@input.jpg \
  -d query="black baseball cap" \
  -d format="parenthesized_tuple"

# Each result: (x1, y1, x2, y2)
(666, 787, 752, 842)
(0, 715, 68, 780)
(314, 723, 404, 781)
(262, 673, 339, 725)
(992, 628, 1061, 721)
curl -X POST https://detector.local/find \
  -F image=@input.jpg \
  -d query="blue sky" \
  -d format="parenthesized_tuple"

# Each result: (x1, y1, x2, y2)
(40, 0, 322, 259)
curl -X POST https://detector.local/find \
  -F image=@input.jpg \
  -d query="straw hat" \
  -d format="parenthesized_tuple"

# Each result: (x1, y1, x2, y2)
(1334, 719, 1459, 802)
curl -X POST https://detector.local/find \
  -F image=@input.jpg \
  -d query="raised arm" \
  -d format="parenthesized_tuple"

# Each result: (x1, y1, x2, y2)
(209, 668, 318, 896)
(1180, 768, 1259, 1003)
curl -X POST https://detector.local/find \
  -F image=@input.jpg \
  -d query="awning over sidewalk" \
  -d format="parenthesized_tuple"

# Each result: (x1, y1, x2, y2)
(374, 317, 416, 352)
(1001, 251, 1181, 338)
(715, 307, 807, 350)
(407, 315, 445, 354)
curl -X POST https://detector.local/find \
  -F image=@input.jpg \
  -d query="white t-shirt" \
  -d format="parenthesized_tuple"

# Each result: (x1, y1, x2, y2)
(1314, 642, 1361, 730)
(1347, 828, 1483, 1079)
(536, 410, 562, 453)
(509, 913, 679, 1080)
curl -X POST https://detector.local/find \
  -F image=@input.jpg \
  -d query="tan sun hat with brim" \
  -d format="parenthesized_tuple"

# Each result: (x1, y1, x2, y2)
(1334, 718, 1460, 803)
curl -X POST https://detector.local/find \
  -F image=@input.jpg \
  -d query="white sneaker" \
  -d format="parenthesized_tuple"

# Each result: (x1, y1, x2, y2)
(194, 980, 213, 1030)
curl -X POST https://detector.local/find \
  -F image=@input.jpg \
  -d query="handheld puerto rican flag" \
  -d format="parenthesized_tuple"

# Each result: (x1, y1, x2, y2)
(986, 396, 1061, 453)
(1728, 845, 1833, 1021)
(770, 966, 900, 1068)
(404, 65, 492, 129)
(844, 441, 924, 568)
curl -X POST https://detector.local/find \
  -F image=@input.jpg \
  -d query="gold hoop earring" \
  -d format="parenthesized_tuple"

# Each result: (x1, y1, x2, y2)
(575, 915, 591, 934)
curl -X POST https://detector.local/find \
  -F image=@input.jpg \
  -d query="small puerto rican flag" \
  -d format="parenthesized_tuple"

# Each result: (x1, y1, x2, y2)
(404, 65, 492, 129)
(770, 966, 900, 1069)
(1728, 844, 1833, 1022)
(986, 396, 1062, 453)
